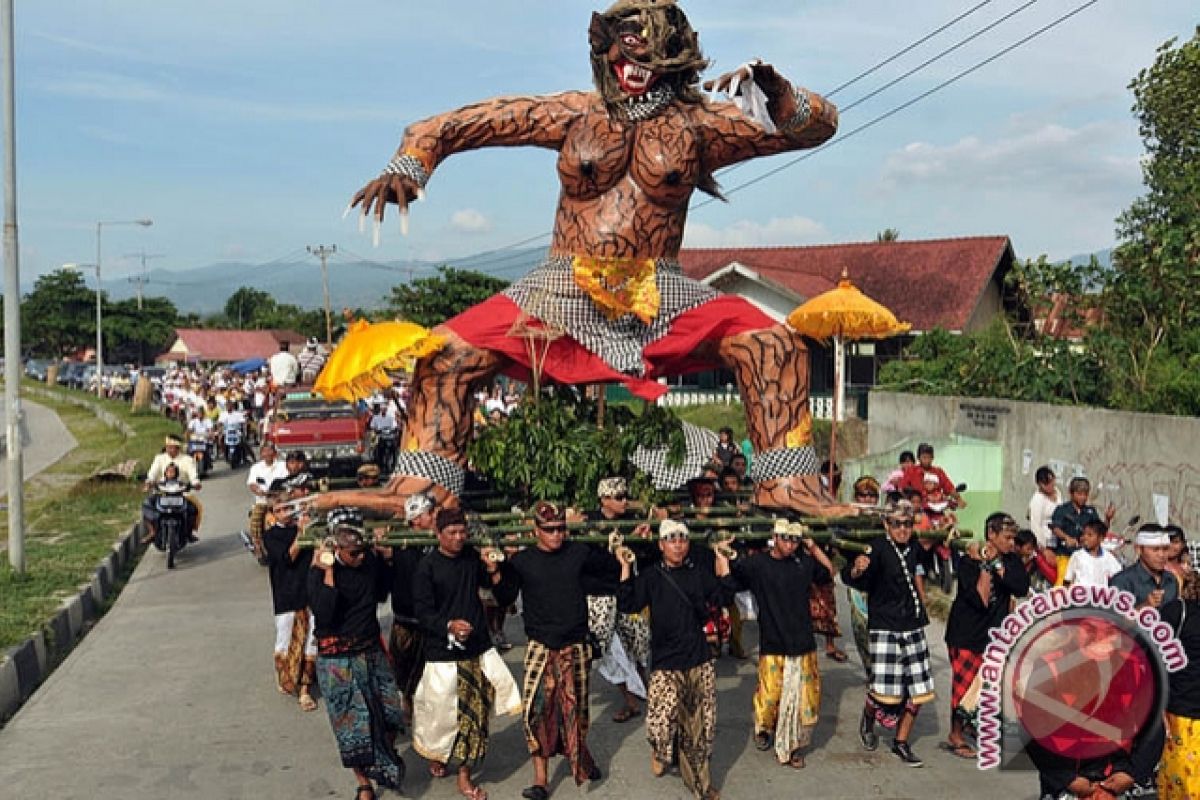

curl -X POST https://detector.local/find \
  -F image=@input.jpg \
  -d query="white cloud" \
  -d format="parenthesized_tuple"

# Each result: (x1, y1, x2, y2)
(880, 121, 1140, 194)
(449, 209, 492, 234)
(684, 215, 829, 248)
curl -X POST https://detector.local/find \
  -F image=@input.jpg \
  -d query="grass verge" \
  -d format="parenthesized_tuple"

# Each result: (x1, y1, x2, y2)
(0, 381, 177, 650)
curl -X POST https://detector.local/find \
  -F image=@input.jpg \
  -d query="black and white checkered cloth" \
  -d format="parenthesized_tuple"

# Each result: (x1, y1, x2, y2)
(630, 422, 719, 491)
(392, 451, 465, 496)
(867, 628, 936, 705)
(504, 255, 717, 376)
(748, 446, 820, 482)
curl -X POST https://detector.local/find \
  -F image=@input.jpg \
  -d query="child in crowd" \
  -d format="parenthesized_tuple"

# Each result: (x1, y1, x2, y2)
(1015, 528, 1055, 592)
(1063, 520, 1123, 587)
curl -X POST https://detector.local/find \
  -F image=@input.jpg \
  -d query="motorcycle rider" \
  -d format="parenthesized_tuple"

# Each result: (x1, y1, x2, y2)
(186, 410, 215, 473)
(142, 435, 202, 544)
(218, 399, 251, 465)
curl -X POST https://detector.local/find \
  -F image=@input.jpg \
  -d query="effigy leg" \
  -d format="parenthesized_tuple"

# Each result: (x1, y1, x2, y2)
(715, 325, 856, 517)
(318, 328, 508, 515)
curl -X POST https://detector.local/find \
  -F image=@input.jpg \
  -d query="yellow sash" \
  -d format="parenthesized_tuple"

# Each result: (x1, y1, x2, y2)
(571, 255, 661, 324)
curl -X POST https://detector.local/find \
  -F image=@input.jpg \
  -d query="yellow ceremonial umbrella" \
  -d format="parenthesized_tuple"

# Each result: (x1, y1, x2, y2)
(786, 269, 910, 492)
(313, 319, 445, 402)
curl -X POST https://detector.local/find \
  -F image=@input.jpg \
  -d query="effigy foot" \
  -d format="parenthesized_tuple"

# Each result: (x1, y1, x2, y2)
(754, 474, 860, 518)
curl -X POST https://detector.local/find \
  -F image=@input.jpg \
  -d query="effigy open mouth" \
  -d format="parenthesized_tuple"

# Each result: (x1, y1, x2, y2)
(613, 58, 658, 95)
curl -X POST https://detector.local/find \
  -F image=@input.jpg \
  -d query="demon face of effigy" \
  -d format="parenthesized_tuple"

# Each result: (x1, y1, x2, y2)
(589, 0, 708, 112)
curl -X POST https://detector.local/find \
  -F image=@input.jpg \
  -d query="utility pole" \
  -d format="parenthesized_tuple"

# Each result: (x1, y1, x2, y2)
(124, 250, 164, 310)
(306, 244, 336, 347)
(2, 0, 25, 573)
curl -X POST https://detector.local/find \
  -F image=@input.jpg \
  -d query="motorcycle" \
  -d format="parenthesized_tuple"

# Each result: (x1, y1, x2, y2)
(150, 480, 192, 570)
(224, 422, 250, 469)
(372, 427, 399, 476)
(187, 434, 213, 478)
(919, 482, 968, 593)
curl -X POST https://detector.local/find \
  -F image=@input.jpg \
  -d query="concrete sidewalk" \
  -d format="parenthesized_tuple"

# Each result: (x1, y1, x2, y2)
(0, 463, 1038, 799)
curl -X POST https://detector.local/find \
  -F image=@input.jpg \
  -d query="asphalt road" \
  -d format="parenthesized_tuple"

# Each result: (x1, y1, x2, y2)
(0, 459, 1040, 799)
(0, 398, 77, 500)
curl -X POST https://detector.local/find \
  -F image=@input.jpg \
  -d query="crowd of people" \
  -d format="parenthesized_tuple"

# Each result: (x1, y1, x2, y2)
(231, 427, 1199, 800)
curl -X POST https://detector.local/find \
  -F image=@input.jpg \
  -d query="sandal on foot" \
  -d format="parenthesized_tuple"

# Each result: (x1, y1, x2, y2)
(753, 731, 772, 751)
(429, 761, 448, 779)
(612, 706, 641, 723)
(460, 786, 488, 800)
(521, 786, 549, 800)
(354, 786, 375, 800)
(787, 750, 806, 769)
(298, 693, 318, 712)
(937, 741, 977, 759)
(825, 649, 849, 663)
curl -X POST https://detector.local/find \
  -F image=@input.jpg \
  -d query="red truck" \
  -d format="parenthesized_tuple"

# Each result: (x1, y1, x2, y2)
(264, 392, 370, 477)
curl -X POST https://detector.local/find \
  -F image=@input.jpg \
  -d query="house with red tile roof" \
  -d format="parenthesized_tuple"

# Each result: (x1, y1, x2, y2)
(157, 328, 308, 365)
(672, 235, 1022, 403)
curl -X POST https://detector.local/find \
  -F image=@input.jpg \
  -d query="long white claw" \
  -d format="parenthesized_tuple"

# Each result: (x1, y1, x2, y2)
(372, 218, 381, 248)
(341, 204, 354, 220)
(358, 211, 366, 234)
(400, 207, 409, 237)
(416, 188, 426, 202)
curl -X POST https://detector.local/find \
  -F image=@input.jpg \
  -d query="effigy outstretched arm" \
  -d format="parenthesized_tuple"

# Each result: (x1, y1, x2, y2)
(700, 61, 838, 170)
(352, 91, 592, 225)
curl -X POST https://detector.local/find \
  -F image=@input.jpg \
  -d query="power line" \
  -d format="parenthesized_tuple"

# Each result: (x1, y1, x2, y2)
(825, 0, 994, 97)
(838, 0, 1040, 115)
(695, 0, 1101, 206)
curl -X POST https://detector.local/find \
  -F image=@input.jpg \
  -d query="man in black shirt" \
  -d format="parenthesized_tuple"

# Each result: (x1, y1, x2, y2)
(942, 512, 1029, 759)
(375, 491, 435, 723)
(586, 476, 653, 723)
(617, 518, 733, 800)
(411, 507, 521, 800)
(493, 501, 617, 799)
(728, 520, 833, 769)
(842, 499, 935, 767)
(262, 492, 317, 712)
(308, 508, 405, 800)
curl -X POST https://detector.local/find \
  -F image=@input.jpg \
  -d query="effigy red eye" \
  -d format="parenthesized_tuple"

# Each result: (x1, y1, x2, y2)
(620, 33, 644, 47)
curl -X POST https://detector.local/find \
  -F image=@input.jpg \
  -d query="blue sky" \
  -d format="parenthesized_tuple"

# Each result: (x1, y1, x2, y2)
(10, 1, 1197, 285)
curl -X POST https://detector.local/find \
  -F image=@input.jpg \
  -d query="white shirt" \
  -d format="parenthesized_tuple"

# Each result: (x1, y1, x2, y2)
(1028, 489, 1062, 549)
(187, 417, 213, 438)
(219, 409, 247, 430)
(247, 459, 290, 504)
(269, 350, 300, 386)
(147, 452, 199, 486)
(369, 410, 398, 433)
(1063, 548, 1123, 587)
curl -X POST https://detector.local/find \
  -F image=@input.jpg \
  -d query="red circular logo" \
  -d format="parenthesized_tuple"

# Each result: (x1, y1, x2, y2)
(1011, 612, 1157, 759)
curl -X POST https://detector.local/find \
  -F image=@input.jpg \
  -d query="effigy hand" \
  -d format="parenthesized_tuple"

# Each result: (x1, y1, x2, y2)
(348, 173, 426, 243)
(703, 59, 784, 96)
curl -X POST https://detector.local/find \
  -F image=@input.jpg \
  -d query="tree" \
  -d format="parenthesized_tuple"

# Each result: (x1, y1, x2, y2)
(223, 287, 277, 328)
(104, 296, 179, 366)
(386, 267, 510, 327)
(21, 269, 96, 358)
(875, 228, 900, 242)
(1102, 29, 1200, 412)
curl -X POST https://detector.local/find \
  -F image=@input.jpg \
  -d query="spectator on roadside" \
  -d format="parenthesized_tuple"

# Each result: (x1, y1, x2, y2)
(269, 341, 300, 388)
(1050, 477, 1115, 586)
(712, 427, 739, 468)
(900, 443, 965, 508)
(882, 451, 916, 501)
(1062, 520, 1123, 587)
(1027, 466, 1061, 568)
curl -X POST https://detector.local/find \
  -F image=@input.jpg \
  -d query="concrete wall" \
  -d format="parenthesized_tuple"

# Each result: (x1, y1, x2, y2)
(866, 391, 1200, 532)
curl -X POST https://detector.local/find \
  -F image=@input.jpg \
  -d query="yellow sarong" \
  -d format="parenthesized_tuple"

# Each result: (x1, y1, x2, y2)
(1159, 712, 1200, 800)
(753, 652, 821, 763)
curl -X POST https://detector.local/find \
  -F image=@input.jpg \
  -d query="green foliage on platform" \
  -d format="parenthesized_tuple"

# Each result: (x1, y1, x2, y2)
(469, 388, 685, 507)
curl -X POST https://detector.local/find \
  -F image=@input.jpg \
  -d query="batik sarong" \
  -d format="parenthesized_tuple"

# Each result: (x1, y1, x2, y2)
(646, 661, 717, 799)
(273, 608, 316, 696)
(522, 640, 596, 785)
(1159, 712, 1200, 800)
(809, 581, 841, 638)
(754, 652, 821, 764)
(847, 587, 871, 679)
(315, 645, 406, 792)
(413, 648, 522, 769)
(387, 619, 425, 699)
